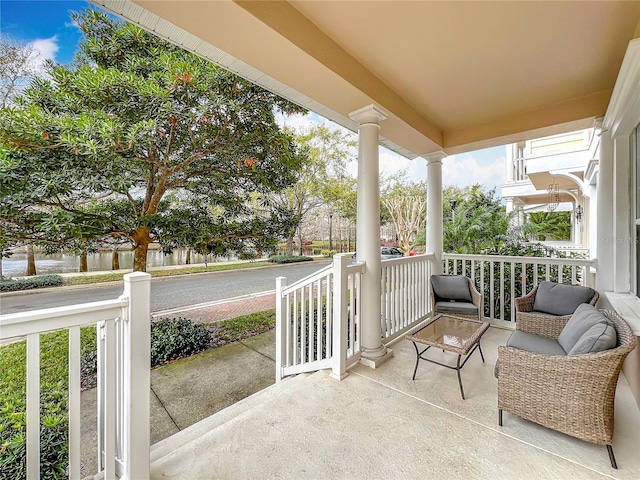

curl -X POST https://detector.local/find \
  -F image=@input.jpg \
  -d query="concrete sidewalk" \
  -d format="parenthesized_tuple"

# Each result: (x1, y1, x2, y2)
(81, 294, 278, 475)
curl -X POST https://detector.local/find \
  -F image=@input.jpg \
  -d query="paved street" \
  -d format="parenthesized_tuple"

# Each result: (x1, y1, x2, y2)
(0, 261, 330, 314)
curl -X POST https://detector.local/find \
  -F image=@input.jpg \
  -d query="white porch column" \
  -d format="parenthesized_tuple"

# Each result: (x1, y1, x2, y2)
(505, 144, 514, 182)
(349, 104, 393, 368)
(596, 130, 614, 293)
(613, 135, 631, 292)
(425, 152, 446, 274)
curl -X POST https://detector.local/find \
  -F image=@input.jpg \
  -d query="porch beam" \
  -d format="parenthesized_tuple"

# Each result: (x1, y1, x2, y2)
(425, 151, 447, 274)
(350, 104, 393, 368)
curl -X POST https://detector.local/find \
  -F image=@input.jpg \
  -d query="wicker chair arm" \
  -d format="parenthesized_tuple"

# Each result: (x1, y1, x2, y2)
(514, 285, 538, 313)
(515, 312, 571, 338)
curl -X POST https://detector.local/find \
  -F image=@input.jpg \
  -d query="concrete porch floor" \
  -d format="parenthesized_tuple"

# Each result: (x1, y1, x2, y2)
(150, 326, 640, 479)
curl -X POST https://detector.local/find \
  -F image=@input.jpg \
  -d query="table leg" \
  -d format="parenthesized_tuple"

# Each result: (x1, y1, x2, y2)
(478, 341, 485, 363)
(412, 342, 420, 380)
(456, 354, 465, 400)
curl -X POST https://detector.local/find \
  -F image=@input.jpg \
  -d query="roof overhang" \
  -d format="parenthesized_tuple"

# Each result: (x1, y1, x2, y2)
(94, 0, 640, 159)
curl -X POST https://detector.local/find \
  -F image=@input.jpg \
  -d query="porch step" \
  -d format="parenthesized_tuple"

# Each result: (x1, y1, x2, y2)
(150, 372, 312, 463)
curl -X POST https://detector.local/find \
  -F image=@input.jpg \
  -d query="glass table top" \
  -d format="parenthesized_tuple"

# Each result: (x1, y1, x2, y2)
(410, 315, 486, 350)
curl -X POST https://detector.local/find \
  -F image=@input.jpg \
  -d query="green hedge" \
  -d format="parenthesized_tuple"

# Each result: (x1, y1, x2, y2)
(0, 275, 64, 292)
(267, 255, 313, 264)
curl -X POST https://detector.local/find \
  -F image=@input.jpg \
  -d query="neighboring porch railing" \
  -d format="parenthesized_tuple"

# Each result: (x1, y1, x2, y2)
(443, 253, 597, 322)
(275, 253, 436, 381)
(0, 272, 151, 480)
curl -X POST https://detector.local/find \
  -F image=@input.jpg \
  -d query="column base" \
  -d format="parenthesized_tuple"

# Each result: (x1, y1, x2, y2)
(329, 371, 349, 381)
(359, 347, 394, 369)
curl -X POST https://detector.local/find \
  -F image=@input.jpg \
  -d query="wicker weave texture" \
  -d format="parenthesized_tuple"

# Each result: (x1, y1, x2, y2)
(498, 310, 636, 446)
(515, 285, 600, 339)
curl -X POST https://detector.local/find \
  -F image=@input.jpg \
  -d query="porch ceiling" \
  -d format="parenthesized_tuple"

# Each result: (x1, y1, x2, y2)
(97, 1, 640, 158)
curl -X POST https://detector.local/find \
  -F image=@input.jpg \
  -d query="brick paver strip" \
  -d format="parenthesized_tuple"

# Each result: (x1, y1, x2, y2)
(158, 294, 276, 324)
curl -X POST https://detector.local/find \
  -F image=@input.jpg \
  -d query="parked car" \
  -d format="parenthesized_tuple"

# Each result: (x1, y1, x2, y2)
(380, 246, 405, 260)
(352, 247, 405, 262)
(409, 245, 425, 256)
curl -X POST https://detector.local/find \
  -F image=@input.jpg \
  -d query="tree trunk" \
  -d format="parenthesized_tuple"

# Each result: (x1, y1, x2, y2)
(186, 248, 191, 265)
(132, 226, 152, 272)
(285, 234, 294, 257)
(112, 248, 120, 270)
(298, 229, 304, 256)
(26, 244, 37, 276)
(80, 252, 88, 272)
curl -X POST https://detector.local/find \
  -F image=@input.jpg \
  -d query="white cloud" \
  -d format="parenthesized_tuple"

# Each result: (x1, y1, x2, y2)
(277, 112, 505, 191)
(27, 36, 59, 73)
(443, 153, 505, 191)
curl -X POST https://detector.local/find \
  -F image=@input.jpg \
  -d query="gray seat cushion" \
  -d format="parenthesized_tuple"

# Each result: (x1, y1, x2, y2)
(532, 281, 596, 316)
(431, 275, 472, 302)
(434, 301, 478, 315)
(495, 330, 566, 377)
(558, 304, 610, 352)
(567, 322, 617, 355)
(506, 330, 567, 356)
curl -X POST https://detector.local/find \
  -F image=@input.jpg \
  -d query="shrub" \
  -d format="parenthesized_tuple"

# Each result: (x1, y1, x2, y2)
(0, 275, 64, 292)
(267, 255, 313, 264)
(150, 317, 211, 367)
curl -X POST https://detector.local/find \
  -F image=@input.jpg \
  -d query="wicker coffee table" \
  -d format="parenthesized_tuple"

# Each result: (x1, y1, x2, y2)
(406, 314, 489, 400)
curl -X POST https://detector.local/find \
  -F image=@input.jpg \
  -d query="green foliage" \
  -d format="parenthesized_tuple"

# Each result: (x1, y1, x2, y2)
(0, 9, 306, 271)
(443, 185, 507, 253)
(523, 211, 572, 241)
(150, 317, 211, 367)
(0, 274, 64, 292)
(0, 331, 71, 479)
(268, 255, 314, 264)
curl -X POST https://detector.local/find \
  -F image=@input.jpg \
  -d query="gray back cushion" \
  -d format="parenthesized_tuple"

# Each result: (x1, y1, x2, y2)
(532, 281, 596, 316)
(558, 304, 608, 352)
(431, 275, 472, 302)
(567, 323, 617, 355)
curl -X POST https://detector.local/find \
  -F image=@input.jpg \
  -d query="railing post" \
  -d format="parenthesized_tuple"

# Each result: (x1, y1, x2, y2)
(331, 254, 349, 380)
(121, 272, 151, 479)
(275, 277, 287, 382)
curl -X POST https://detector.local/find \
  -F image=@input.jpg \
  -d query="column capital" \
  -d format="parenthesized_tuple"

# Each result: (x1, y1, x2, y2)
(423, 151, 447, 164)
(349, 104, 388, 125)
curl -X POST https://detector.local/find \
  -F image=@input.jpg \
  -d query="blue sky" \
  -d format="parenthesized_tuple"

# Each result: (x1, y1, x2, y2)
(0, 0, 506, 191)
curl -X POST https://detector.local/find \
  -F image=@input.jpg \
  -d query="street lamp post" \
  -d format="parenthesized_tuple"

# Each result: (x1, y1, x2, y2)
(329, 212, 334, 251)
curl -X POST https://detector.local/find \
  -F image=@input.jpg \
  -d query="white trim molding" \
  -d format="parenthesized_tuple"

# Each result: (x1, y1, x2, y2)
(604, 38, 640, 137)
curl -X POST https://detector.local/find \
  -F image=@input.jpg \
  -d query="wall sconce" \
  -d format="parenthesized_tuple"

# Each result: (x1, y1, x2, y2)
(575, 204, 583, 223)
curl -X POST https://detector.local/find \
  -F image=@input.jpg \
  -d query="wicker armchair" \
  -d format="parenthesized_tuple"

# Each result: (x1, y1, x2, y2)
(515, 283, 599, 339)
(498, 309, 636, 468)
(430, 274, 483, 321)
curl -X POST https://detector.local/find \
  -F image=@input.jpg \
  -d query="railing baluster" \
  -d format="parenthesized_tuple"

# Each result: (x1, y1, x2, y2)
(68, 326, 81, 480)
(500, 261, 505, 322)
(490, 261, 495, 320)
(308, 283, 314, 362)
(26, 334, 40, 480)
(104, 319, 116, 480)
(316, 279, 322, 361)
(293, 291, 298, 365)
(510, 262, 516, 322)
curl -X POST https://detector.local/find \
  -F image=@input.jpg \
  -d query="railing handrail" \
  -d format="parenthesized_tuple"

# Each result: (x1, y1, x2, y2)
(0, 298, 128, 339)
(443, 252, 596, 267)
(280, 263, 334, 296)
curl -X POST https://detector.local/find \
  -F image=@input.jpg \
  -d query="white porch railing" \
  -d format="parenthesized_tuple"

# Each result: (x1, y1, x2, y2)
(276, 253, 436, 381)
(0, 272, 150, 480)
(381, 254, 435, 344)
(443, 253, 597, 322)
(276, 254, 364, 382)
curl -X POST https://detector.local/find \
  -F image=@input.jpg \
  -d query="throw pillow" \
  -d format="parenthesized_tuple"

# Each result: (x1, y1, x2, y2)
(431, 275, 472, 302)
(567, 322, 617, 355)
(558, 304, 609, 353)
(532, 281, 596, 316)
